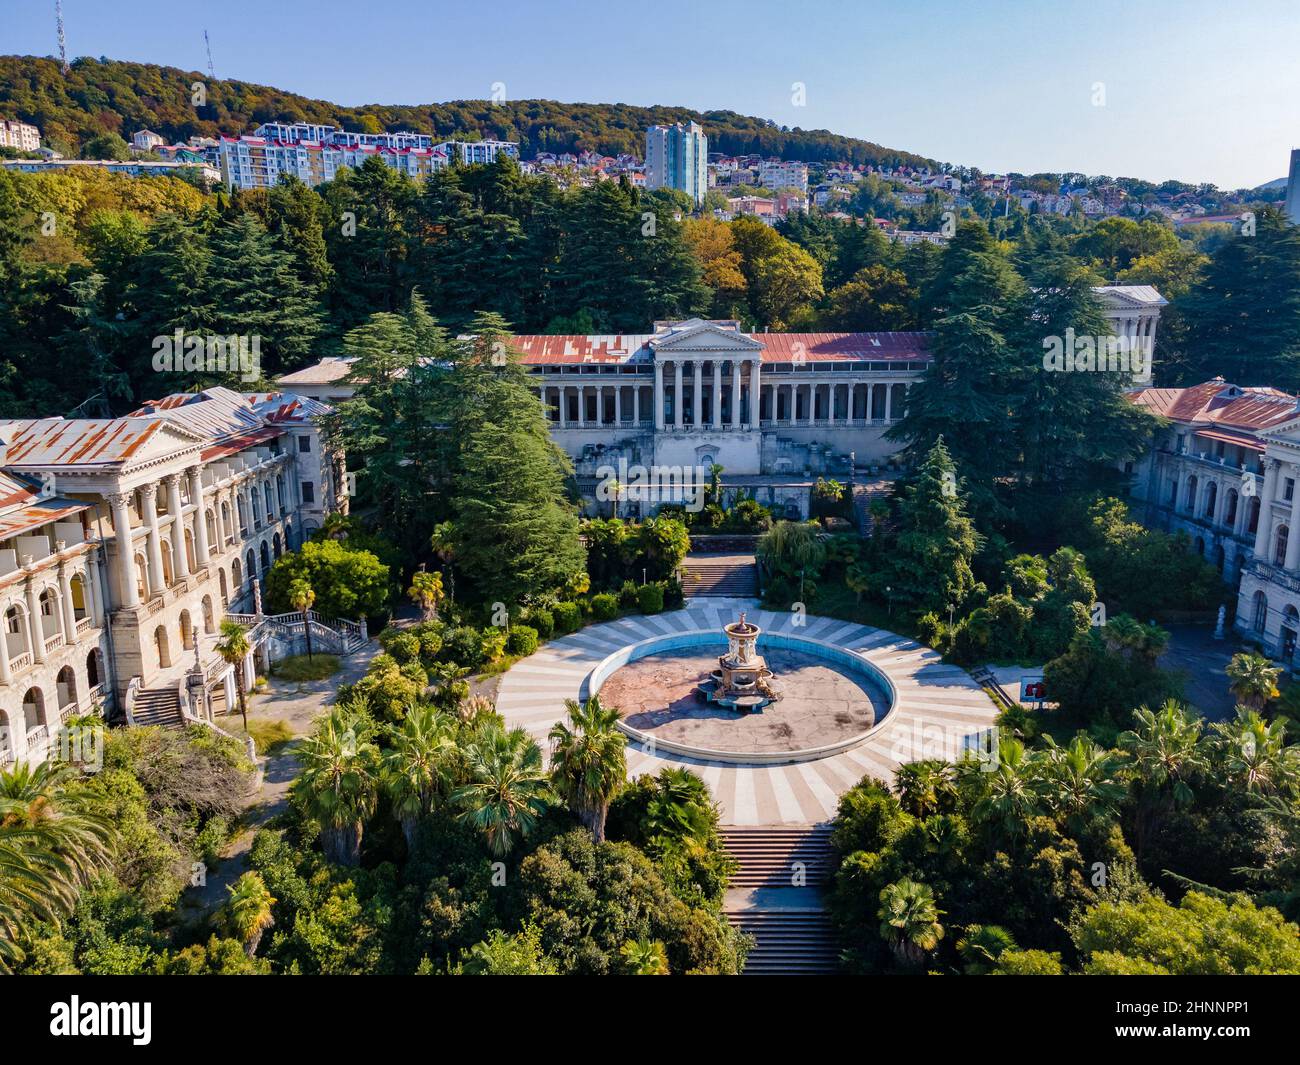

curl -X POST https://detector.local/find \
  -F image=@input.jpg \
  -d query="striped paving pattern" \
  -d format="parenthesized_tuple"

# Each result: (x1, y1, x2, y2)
(495, 598, 997, 825)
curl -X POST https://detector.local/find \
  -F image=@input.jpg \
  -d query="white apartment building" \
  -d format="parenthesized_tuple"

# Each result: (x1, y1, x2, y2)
(433, 140, 520, 166)
(759, 160, 809, 193)
(0, 158, 222, 184)
(0, 119, 40, 152)
(0, 388, 348, 767)
(645, 122, 708, 204)
(132, 129, 165, 153)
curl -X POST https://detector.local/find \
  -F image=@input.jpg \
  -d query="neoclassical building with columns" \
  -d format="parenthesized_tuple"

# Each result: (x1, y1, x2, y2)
(280, 287, 1165, 517)
(0, 386, 346, 766)
(1127, 377, 1300, 664)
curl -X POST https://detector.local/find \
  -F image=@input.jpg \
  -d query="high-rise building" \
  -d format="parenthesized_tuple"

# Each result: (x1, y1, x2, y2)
(645, 122, 708, 204)
(1286, 148, 1300, 225)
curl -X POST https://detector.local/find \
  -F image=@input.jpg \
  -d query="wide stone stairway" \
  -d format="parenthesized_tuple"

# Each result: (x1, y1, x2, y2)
(681, 553, 760, 598)
(129, 686, 185, 729)
(721, 824, 841, 975)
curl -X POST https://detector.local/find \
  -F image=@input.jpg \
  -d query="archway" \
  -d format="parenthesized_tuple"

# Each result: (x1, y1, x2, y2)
(245, 549, 257, 584)
(184, 528, 197, 572)
(1275, 524, 1289, 567)
(69, 573, 88, 623)
(273, 532, 282, 559)
(219, 569, 229, 608)
(260, 541, 271, 574)
(206, 508, 218, 554)
(38, 587, 59, 643)
(1203, 481, 1218, 520)
(21, 686, 47, 732)
(56, 665, 77, 713)
(86, 648, 102, 690)
(179, 609, 194, 651)
(1253, 591, 1268, 633)
(134, 552, 149, 600)
(154, 624, 172, 669)
(1225, 489, 1239, 528)
(159, 542, 174, 588)
(1185, 475, 1199, 512)
(4, 604, 29, 662)
(202, 595, 215, 634)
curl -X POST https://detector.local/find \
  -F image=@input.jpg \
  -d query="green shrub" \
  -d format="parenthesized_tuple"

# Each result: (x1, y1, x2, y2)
(529, 608, 555, 639)
(590, 592, 619, 621)
(618, 580, 639, 607)
(662, 578, 684, 610)
(553, 601, 582, 634)
(386, 632, 421, 665)
(637, 583, 665, 614)
(480, 628, 508, 663)
(414, 627, 444, 661)
(443, 626, 486, 669)
(507, 625, 539, 657)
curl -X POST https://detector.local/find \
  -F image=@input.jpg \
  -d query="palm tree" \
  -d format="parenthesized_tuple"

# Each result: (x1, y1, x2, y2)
(877, 878, 944, 968)
(1118, 700, 1207, 855)
(1211, 707, 1300, 796)
(1036, 735, 1127, 833)
(605, 478, 624, 520)
(0, 761, 116, 972)
(216, 620, 252, 730)
(893, 759, 956, 818)
(620, 936, 669, 975)
(1226, 652, 1281, 710)
(960, 737, 1041, 839)
(221, 871, 276, 958)
(429, 521, 456, 602)
(288, 578, 316, 660)
(407, 570, 444, 622)
(293, 705, 381, 866)
(644, 767, 714, 848)
(453, 726, 550, 857)
(955, 923, 1017, 975)
(549, 695, 627, 843)
(383, 705, 456, 848)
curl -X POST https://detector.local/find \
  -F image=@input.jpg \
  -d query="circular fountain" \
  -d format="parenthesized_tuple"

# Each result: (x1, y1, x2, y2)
(698, 612, 781, 712)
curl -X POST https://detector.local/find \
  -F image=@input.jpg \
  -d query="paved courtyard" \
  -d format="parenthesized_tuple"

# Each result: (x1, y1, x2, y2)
(496, 599, 998, 825)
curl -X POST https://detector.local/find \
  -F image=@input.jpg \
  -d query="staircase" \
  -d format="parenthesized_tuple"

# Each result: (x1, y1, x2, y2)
(129, 686, 185, 730)
(681, 553, 759, 598)
(722, 824, 841, 975)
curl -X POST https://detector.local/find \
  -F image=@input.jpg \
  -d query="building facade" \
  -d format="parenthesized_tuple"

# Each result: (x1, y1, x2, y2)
(1126, 377, 1300, 665)
(0, 158, 222, 184)
(0, 119, 40, 152)
(645, 122, 708, 204)
(0, 388, 346, 767)
(280, 287, 1159, 520)
(433, 140, 520, 166)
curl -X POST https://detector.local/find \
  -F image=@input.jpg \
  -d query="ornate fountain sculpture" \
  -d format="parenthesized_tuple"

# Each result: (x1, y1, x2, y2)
(698, 612, 781, 713)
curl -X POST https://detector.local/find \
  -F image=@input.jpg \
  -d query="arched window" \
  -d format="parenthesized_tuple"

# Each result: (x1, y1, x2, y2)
(245, 549, 257, 583)
(4, 604, 29, 659)
(219, 568, 229, 608)
(1225, 489, 1239, 527)
(1248, 496, 1261, 535)
(1185, 475, 1199, 512)
(202, 595, 215, 634)
(21, 686, 47, 731)
(38, 587, 59, 641)
(69, 573, 88, 621)
(1203, 481, 1218, 519)
(1254, 591, 1269, 632)
(1275, 524, 1289, 566)
(56, 665, 77, 712)
(86, 648, 102, 689)
(154, 624, 172, 669)
(260, 541, 271, 574)
(206, 508, 217, 553)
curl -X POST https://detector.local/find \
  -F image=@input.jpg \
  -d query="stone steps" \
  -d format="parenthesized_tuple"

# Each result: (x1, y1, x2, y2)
(682, 555, 759, 598)
(130, 687, 185, 730)
(727, 910, 841, 975)
(720, 824, 835, 887)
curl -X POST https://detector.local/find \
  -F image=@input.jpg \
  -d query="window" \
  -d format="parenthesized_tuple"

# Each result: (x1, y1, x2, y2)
(298, 436, 312, 453)
(302, 481, 315, 504)
(1286, 478, 1295, 503)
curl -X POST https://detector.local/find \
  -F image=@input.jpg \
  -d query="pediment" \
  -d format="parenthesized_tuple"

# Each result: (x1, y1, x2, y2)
(650, 319, 763, 355)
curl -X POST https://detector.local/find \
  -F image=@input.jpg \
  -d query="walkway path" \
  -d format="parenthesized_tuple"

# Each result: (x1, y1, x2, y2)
(495, 598, 996, 825)
(181, 641, 380, 916)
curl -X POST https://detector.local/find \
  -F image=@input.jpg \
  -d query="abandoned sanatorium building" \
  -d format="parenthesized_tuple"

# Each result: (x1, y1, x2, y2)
(0, 387, 347, 767)
(279, 286, 1167, 519)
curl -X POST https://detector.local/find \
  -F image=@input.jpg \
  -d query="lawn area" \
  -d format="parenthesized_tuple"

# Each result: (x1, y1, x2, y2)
(271, 653, 341, 682)
(243, 717, 297, 756)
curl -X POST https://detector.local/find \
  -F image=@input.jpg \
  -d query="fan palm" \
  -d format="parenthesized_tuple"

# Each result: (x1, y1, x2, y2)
(0, 761, 116, 972)
(215, 621, 252, 730)
(878, 878, 944, 968)
(644, 767, 715, 848)
(1211, 707, 1299, 796)
(383, 704, 457, 848)
(1117, 700, 1207, 854)
(288, 578, 316, 660)
(407, 570, 445, 622)
(1035, 734, 1126, 832)
(453, 726, 550, 857)
(549, 695, 627, 843)
(293, 705, 381, 866)
(894, 759, 956, 818)
(620, 936, 669, 975)
(955, 923, 1017, 975)
(1226, 652, 1281, 710)
(961, 737, 1042, 839)
(221, 871, 276, 958)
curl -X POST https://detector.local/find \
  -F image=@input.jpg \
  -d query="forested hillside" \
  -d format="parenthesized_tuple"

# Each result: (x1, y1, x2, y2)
(0, 55, 934, 166)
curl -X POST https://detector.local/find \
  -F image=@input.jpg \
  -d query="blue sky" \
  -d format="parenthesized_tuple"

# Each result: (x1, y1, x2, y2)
(5, 0, 1298, 188)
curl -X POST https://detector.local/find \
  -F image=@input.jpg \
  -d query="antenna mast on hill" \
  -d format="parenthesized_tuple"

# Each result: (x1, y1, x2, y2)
(204, 29, 216, 80)
(55, 0, 69, 74)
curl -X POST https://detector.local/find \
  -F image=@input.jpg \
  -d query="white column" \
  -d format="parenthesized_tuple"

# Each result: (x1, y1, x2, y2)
(712, 361, 723, 429)
(614, 384, 622, 426)
(58, 563, 76, 637)
(223, 667, 236, 713)
(634, 385, 641, 426)
(190, 468, 210, 563)
(674, 362, 683, 429)
(883, 383, 894, 423)
(244, 649, 256, 691)
(1254, 460, 1278, 557)
(165, 475, 189, 578)
(577, 384, 586, 427)
(86, 550, 103, 625)
(653, 364, 664, 430)
(693, 361, 703, 426)
(25, 581, 44, 664)
(213, 489, 227, 546)
(108, 492, 139, 608)
(0, 613, 11, 686)
(748, 360, 760, 428)
(732, 362, 742, 429)
(1284, 467, 1300, 570)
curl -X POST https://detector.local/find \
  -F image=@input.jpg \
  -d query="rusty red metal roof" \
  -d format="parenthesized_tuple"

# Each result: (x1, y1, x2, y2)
(0, 472, 91, 540)
(0, 417, 171, 468)
(1129, 379, 1300, 432)
(508, 330, 933, 365)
